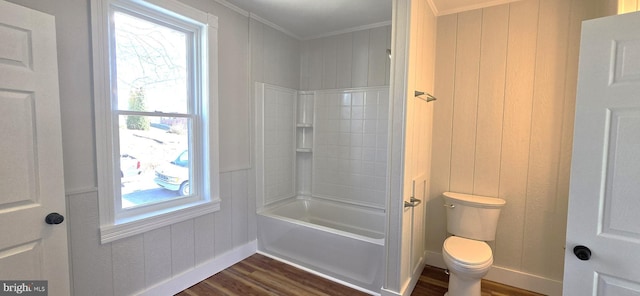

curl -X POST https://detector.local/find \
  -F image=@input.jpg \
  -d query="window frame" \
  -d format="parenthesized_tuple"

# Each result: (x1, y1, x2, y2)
(91, 0, 220, 244)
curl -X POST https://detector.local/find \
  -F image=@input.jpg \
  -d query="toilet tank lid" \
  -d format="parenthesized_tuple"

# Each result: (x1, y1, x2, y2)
(443, 192, 506, 208)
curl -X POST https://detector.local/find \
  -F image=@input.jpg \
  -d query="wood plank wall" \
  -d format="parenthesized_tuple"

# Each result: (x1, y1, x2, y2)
(250, 19, 300, 90)
(619, 0, 640, 13)
(427, 0, 606, 282)
(299, 26, 391, 91)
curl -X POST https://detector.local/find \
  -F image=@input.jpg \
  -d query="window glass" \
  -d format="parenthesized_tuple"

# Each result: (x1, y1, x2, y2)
(92, 0, 219, 242)
(114, 11, 189, 113)
(113, 10, 196, 210)
(118, 115, 192, 209)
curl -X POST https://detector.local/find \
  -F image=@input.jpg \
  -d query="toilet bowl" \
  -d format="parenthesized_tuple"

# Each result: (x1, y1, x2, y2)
(442, 236, 493, 296)
(442, 192, 505, 296)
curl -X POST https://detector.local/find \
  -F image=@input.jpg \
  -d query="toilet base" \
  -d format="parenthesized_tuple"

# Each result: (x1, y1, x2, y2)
(445, 272, 482, 296)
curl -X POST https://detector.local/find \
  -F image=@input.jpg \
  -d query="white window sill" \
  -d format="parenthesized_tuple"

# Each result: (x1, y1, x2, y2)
(99, 198, 220, 244)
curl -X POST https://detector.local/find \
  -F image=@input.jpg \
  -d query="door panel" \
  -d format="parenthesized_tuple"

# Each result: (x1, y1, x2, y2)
(0, 91, 37, 205)
(602, 110, 640, 239)
(0, 241, 41, 279)
(0, 23, 33, 68)
(0, 1, 70, 294)
(564, 11, 640, 296)
(596, 274, 640, 296)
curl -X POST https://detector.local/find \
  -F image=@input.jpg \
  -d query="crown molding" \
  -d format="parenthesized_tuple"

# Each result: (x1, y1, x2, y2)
(429, 0, 524, 16)
(249, 13, 301, 39)
(302, 20, 392, 40)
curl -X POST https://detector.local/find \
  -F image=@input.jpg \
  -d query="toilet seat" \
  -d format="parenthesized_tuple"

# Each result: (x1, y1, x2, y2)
(443, 236, 493, 270)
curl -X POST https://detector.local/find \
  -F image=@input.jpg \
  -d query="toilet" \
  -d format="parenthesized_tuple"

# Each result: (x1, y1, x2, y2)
(442, 192, 506, 296)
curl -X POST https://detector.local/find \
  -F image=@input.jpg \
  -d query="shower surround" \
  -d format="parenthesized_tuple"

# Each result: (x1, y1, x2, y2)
(255, 83, 390, 294)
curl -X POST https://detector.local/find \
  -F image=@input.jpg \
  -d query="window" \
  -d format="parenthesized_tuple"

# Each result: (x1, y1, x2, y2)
(92, 0, 219, 243)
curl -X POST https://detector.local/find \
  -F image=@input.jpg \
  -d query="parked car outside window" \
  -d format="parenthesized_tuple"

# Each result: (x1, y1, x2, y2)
(120, 154, 141, 179)
(154, 150, 190, 196)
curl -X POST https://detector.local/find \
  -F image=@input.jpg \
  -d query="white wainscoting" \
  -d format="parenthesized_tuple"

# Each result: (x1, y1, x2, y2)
(67, 170, 255, 296)
(140, 240, 257, 296)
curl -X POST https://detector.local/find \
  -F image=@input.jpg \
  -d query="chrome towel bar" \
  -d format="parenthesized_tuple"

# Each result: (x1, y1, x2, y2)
(414, 90, 437, 102)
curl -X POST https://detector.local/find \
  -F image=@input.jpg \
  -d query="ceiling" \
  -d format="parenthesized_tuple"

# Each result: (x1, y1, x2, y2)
(222, 0, 520, 40)
(432, 0, 522, 15)
(225, 0, 392, 39)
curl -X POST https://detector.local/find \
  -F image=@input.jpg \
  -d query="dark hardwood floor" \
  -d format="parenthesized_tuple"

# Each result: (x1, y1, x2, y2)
(176, 254, 367, 296)
(412, 265, 545, 296)
(177, 254, 545, 296)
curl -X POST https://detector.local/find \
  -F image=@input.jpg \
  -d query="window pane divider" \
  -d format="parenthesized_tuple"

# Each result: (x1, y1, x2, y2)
(116, 110, 194, 118)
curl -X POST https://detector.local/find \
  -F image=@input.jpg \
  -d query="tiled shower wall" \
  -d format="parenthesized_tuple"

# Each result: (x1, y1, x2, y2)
(300, 25, 391, 209)
(262, 84, 297, 205)
(312, 87, 389, 209)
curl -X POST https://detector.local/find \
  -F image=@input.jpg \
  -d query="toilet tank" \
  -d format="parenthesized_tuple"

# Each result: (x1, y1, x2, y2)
(443, 192, 506, 241)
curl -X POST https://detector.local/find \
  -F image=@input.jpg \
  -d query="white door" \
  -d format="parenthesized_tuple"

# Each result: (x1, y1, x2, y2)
(564, 11, 640, 296)
(0, 1, 70, 295)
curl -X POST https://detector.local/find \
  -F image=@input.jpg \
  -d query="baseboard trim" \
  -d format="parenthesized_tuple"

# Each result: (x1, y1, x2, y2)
(485, 266, 562, 296)
(137, 240, 257, 296)
(402, 252, 426, 296)
(380, 287, 401, 296)
(424, 250, 562, 296)
(425, 250, 446, 269)
(380, 251, 426, 296)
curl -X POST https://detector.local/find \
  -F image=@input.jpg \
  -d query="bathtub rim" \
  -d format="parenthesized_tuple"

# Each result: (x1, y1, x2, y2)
(257, 196, 386, 246)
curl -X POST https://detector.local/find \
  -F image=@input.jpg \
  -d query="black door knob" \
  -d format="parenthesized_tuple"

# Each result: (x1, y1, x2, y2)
(573, 245, 591, 261)
(45, 212, 64, 225)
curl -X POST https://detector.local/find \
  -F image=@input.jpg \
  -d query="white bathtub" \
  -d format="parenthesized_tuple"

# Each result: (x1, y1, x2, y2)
(257, 197, 385, 295)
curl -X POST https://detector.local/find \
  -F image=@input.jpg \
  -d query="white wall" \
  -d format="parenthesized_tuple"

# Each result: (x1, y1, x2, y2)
(297, 25, 391, 209)
(183, 0, 255, 173)
(250, 18, 300, 90)
(5, 0, 299, 294)
(250, 17, 301, 208)
(299, 25, 391, 91)
(427, 0, 608, 290)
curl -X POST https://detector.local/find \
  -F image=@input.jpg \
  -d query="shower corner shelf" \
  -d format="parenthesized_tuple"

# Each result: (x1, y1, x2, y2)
(296, 148, 312, 153)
